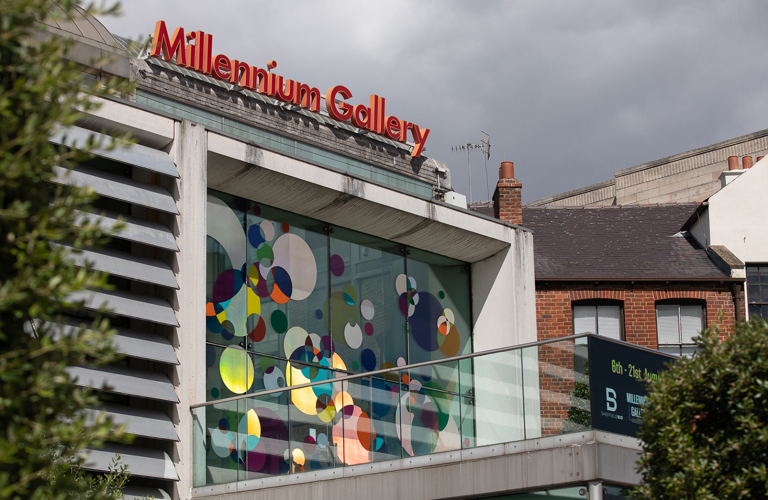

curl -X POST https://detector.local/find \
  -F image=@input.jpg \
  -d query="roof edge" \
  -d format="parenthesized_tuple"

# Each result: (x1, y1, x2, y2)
(525, 178, 616, 206)
(534, 277, 741, 283)
(614, 127, 768, 178)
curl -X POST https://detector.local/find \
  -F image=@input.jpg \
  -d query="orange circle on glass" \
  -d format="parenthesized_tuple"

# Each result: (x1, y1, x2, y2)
(282, 222, 290, 233)
(439, 324, 461, 357)
(357, 411, 375, 451)
(271, 284, 290, 304)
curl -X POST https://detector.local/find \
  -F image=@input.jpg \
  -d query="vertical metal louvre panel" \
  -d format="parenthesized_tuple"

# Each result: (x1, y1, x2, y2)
(68, 289, 179, 327)
(84, 404, 179, 441)
(60, 245, 179, 289)
(52, 165, 179, 214)
(45, 320, 178, 365)
(65, 365, 179, 403)
(73, 209, 179, 252)
(81, 444, 179, 481)
(50, 125, 181, 494)
(50, 126, 179, 178)
(56, 243, 178, 289)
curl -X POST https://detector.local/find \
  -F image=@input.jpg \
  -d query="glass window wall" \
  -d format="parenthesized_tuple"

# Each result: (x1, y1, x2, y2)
(203, 189, 472, 480)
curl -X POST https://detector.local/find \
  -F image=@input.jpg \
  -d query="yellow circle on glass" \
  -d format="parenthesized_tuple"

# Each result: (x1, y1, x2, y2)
(219, 346, 254, 394)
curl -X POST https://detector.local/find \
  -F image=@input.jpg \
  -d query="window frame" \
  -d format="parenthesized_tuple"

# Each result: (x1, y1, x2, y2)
(571, 299, 625, 341)
(655, 299, 706, 357)
(746, 263, 768, 319)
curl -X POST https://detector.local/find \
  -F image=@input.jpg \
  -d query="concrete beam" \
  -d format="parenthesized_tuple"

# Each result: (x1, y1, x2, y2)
(206, 131, 521, 263)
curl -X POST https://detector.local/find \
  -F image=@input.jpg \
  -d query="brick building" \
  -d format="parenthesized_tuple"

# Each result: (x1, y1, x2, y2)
(524, 204, 742, 350)
(523, 204, 743, 434)
(479, 163, 743, 351)
(475, 167, 744, 436)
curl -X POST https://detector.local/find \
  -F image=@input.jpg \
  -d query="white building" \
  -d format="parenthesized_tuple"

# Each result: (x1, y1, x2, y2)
(685, 158, 768, 319)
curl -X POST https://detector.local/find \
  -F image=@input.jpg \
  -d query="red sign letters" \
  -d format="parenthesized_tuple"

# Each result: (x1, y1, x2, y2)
(150, 20, 430, 157)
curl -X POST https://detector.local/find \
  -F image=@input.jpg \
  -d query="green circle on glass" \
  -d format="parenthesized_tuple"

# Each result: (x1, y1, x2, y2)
(211, 387, 220, 398)
(271, 310, 288, 333)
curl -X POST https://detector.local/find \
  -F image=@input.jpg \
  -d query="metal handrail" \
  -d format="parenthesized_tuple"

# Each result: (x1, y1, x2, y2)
(190, 332, 639, 410)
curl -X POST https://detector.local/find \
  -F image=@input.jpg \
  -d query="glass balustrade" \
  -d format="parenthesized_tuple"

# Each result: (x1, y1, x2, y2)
(192, 334, 672, 487)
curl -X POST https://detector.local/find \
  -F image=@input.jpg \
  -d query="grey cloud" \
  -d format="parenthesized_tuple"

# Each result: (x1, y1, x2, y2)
(102, 0, 768, 202)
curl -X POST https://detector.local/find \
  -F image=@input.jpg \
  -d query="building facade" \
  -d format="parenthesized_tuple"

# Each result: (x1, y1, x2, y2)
(39, 9, 631, 500)
(37, 8, 699, 500)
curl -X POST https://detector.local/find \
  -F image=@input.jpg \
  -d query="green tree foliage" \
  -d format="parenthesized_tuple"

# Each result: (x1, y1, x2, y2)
(635, 320, 768, 499)
(0, 1, 134, 499)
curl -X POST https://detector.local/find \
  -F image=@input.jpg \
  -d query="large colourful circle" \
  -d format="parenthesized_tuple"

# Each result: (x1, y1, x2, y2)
(219, 346, 254, 394)
(408, 292, 444, 352)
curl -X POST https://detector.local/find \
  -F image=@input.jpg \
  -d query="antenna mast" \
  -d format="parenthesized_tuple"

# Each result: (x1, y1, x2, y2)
(452, 132, 492, 204)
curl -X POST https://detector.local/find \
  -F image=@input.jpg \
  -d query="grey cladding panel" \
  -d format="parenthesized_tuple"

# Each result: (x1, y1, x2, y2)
(85, 403, 178, 441)
(58, 243, 178, 289)
(66, 365, 179, 402)
(45, 320, 178, 365)
(51, 126, 179, 178)
(81, 444, 178, 481)
(69, 289, 179, 327)
(53, 166, 178, 214)
(74, 209, 178, 251)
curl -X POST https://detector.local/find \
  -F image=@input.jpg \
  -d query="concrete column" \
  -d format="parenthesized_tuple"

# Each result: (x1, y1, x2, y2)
(471, 228, 536, 350)
(470, 228, 540, 443)
(171, 119, 208, 500)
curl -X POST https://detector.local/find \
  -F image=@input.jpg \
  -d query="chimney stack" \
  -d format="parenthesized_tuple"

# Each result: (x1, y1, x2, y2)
(493, 161, 523, 225)
(727, 156, 739, 171)
(742, 156, 753, 169)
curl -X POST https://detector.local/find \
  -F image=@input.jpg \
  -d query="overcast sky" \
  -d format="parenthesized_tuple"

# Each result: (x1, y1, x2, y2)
(100, 0, 768, 203)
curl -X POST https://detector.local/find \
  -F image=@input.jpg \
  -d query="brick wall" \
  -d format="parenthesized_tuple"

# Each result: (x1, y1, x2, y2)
(536, 282, 737, 345)
(535, 281, 738, 434)
(493, 178, 523, 225)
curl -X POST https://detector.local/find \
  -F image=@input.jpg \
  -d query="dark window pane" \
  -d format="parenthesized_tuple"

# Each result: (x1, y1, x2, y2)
(760, 265, 768, 283)
(747, 266, 760, 284)
(748, 284, 761, 303)
(749, 304, 762, 319)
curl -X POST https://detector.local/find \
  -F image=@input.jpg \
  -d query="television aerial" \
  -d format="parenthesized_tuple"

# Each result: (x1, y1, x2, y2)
(451, 131, 492, 204)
